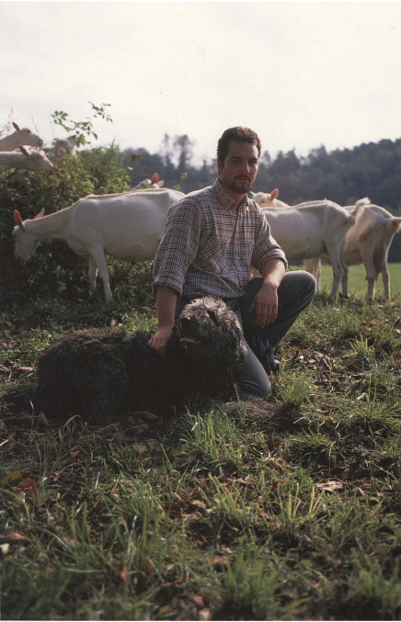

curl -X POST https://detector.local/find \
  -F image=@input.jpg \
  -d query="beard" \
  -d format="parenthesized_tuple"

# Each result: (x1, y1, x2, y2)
(227, 176, 253, 194)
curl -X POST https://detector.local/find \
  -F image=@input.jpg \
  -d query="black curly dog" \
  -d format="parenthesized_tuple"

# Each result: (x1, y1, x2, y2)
(5, 297, 246, 421)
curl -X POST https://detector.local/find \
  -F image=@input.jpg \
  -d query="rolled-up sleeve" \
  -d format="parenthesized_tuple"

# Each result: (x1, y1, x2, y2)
(252, 212, 288, 272)
(153, 199, 203, 294)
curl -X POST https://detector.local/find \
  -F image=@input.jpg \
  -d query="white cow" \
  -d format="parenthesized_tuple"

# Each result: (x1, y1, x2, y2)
(261, 200, 357, 298)
(44, 136, 78, 161)
(304, 198, 401, 300)
(134, 173, 165, 189)
(0, 146, 54, 171)
(13, 188, 185, 301)
(0, 122, 43, 151)
(250, 188, 290, 208)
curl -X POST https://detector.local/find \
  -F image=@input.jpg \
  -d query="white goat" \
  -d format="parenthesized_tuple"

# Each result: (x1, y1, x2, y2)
(0, 146, 54, 171)
(0, 122, 43, 151)
(304, 198, 401, 300)
(261, 200, 357, 298)
(134, 173, 165, 189)
(44, 136, 78, 160)
(13, 188, 185, 301)
(250, 188, 290, 208)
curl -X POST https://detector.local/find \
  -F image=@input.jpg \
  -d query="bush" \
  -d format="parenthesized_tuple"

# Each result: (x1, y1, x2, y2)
(0, 146, 131, 303)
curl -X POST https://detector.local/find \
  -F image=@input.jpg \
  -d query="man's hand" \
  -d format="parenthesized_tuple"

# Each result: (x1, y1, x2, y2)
(248, 282, 278, 327)
(147, 325, 173, 356)
(248, 258, 285, 327)
(148, 286, 178, 356)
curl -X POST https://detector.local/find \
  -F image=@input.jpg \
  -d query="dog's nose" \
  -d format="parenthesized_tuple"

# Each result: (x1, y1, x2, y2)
(179, 316, 192, 327)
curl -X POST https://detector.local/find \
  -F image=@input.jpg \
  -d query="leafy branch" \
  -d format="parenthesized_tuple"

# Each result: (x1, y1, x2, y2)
(51, 102, 113, 147)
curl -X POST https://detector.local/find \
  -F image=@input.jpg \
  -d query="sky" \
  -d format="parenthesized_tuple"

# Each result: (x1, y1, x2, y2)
(1, 1, 401, 166)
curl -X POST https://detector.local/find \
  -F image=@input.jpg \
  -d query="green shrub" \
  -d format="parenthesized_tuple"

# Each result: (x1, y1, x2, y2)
(0, 146, 131, 303)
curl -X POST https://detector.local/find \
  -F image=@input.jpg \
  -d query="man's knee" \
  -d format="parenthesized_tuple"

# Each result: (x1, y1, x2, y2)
(241, 375, 271, 397)
(278, 270, 317, 309)
(284, 270, 316, 296)
(299, 271, 317, 296)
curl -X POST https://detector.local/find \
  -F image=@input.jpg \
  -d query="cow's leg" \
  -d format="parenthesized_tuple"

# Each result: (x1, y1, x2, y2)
(88, 246, 113, 301)
(315, 259, 322, 291)
(360, 249, 376, 301)
(382, 262, 391, 301)
(88, 256, 99, 291)
(341, 259, 349, 298)
(304, 258, 321, 291)
(325, 242, 344, 299)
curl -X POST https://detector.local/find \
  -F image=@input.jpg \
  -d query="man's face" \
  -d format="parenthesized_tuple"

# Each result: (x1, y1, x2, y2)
(218, 140, 259, 196)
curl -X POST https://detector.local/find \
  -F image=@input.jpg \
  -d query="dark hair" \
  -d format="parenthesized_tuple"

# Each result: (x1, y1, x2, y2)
(217, 127, 262, 163)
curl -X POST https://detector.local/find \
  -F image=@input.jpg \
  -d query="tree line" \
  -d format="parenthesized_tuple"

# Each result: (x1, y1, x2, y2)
(122, 135, 401, 261)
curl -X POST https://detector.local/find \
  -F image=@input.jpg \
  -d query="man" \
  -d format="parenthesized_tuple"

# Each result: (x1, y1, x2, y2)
(148, 127, 316, 396)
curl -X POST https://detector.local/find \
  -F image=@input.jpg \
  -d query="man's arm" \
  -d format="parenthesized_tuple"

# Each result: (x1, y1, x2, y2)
(248, 258, 286, 327)
(149, 198, 202, 356)
(147, 285, 178, 355)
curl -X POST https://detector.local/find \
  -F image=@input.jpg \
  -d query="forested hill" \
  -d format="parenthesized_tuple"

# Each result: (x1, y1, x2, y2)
(122, 136, 401, 260)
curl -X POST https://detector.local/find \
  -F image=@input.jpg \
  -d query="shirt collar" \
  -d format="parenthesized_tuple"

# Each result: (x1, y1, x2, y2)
(213, 178, 250, 213)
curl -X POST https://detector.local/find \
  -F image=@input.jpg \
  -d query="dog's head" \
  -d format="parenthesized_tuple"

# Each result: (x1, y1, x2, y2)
(171, 296, 247, 367)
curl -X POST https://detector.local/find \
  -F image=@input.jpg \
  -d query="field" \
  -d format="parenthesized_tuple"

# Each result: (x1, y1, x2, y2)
(317, 263, 401, 300)
(1, 262, 401, 621)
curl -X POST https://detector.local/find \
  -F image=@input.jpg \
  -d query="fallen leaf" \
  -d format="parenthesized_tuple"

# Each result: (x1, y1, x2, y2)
(316, 480, 343, 492)
(0, 470, 28, 485)
(15, 478, 38, 493)
(224, 547, 236, 555)
(0, 532, 29, 544)
(188, 594, 205, 608)
(116, 564, 128, 584)
(132, 443, 147, 454)
(188, 499, 207, 511)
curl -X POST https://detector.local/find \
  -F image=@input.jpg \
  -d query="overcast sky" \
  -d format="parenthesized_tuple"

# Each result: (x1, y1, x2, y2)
(1, 1, 400, 165)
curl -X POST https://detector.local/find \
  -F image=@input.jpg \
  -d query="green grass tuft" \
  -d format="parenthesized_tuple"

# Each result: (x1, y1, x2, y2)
(1, 263, 401, 620)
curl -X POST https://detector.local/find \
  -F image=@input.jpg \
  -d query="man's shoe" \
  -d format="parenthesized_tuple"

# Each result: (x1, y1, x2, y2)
(244, 330, 279, 374)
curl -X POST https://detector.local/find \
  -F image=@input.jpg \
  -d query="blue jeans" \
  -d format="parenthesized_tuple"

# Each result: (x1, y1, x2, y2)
(176, 270, 317, 397)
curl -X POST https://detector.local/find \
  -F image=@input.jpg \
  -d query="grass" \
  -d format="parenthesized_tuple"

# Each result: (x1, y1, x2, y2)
(1, 263, 401, 620)
(317, 262, 401, 299)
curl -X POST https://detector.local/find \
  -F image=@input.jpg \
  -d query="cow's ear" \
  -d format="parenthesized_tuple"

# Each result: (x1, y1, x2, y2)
(14, 210, 25, 228)
(33, 208, 45, 220)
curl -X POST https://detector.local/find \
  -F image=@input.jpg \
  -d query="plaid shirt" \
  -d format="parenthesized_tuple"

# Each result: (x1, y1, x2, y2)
(153, 178, 288, 298)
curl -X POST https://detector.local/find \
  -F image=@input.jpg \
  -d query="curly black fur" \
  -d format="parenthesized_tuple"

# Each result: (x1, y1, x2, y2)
(5, 297, 246, 422)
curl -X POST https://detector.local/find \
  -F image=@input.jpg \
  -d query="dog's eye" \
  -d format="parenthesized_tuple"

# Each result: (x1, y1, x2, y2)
(207, 310, 219, 325)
